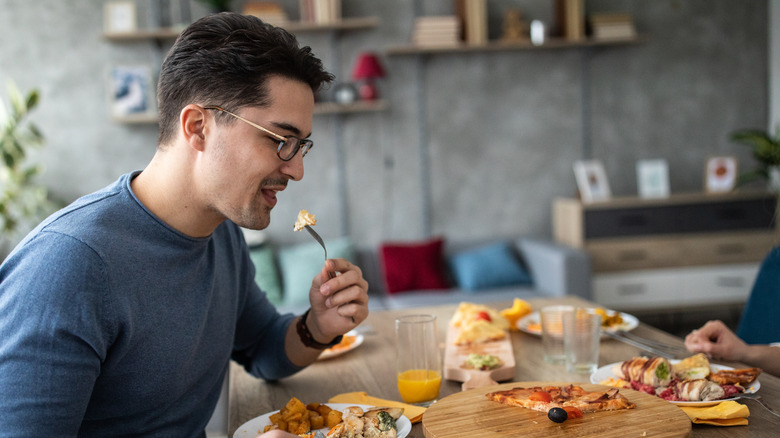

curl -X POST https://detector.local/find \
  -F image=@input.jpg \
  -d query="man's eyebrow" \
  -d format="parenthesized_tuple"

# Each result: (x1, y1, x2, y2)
(270, 121, 311, 139)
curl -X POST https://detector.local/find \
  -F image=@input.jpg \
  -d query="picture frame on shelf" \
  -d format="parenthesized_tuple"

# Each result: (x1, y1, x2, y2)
(573, 160, 611, 202)
(108, 65, 156, 120)
(104, 1, 138, 33)
(704, 156, 738, 193)
(636, 159, 670, 199)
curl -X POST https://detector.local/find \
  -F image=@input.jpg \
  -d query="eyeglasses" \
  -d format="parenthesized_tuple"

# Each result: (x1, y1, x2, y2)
(204, 106, 313, 161)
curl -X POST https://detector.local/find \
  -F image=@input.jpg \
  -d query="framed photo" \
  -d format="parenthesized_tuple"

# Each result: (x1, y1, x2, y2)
(705, 156, 738, 193)
(636, 159, 670, 199)
(104, 2, 138, 33)
(108, 65, 155, 119)
(573, 160, 612, 202)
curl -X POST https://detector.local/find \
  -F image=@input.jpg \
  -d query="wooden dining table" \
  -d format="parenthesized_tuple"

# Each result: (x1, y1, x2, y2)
(228, 296, 780, 437)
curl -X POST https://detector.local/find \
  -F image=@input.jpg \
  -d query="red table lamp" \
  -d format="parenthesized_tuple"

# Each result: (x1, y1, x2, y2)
(351, 52, 386, 100)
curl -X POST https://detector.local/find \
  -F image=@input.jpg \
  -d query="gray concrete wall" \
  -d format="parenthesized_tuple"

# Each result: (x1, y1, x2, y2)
(0, 0, 768, 252)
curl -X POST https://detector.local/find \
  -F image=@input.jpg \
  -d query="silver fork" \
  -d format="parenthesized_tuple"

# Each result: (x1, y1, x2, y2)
(732, 392, 780, 418)
(304, 225, 356, 324)
(304, 225, 335, 279)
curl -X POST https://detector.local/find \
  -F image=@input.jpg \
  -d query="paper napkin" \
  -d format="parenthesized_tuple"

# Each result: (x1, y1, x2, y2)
(328, 391, 427, 423)
(680, 401, 750, 426)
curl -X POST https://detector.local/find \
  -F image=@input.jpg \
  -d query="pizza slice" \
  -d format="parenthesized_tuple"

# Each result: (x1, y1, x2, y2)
(485, 384, 636, 414)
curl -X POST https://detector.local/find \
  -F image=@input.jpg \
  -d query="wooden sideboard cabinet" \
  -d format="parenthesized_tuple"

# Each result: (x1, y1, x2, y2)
(553, 192, 779, 311)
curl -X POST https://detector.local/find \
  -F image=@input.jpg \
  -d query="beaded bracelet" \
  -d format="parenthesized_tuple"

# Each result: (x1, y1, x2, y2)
(296, 308, 343, 350)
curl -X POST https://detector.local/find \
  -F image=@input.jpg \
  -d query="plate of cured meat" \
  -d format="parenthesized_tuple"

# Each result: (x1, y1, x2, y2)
(591, 354, 762, 407)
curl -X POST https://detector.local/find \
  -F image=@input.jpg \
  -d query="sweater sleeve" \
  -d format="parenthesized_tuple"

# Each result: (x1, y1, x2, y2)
(229, 233, 302, 381)
(0, 232, 113, 435)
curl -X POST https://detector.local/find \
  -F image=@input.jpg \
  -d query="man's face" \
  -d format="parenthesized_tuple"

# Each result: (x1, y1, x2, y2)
(200, 76, 315, 230)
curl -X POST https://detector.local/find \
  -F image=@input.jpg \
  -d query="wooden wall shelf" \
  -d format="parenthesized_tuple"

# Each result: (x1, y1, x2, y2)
(283, 17, 379, 33)
(102, 16, 379, 42)
(386, 35, 646, 55)
(103, 28, 182, 41)
(314, 100, 387, 114)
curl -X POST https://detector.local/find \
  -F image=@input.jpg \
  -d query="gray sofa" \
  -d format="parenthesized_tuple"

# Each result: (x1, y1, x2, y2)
(357, 237, 592, 311)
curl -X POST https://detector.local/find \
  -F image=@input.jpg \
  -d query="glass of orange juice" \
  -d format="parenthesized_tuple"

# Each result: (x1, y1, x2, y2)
(396, 314, 441, 406)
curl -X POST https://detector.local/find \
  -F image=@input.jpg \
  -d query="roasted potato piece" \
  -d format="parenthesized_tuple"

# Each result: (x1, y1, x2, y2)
(285, 397, 307, 415)
(310, 413, 324, 429)
(317, 404, 332, 417)
(326, 410, 343, 429)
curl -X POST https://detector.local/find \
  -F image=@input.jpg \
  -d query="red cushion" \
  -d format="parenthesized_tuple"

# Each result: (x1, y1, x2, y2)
(379, 238, 450, 294)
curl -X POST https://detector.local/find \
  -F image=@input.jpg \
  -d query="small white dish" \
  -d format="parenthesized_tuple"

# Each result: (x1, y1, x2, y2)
(318, 330, 364, 360)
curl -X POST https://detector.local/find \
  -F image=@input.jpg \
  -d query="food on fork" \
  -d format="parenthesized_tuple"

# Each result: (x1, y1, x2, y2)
(612, 356, 673, 387)
(485, 384, 636, 414)
(294, 209, 317, 231)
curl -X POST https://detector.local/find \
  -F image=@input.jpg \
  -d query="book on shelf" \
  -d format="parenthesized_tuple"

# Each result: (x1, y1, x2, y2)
(556, 0, 585, 41)
(589, 12, 637, 40)
(243, 2, 288, 27)
(455, 0, 487, 45)
(412, 15, 460, 46)
(299, 0, 341, 24)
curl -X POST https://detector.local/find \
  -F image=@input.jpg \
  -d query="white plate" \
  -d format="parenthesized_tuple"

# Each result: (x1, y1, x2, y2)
(516, 309, 639, 336)
(590, 362, 761, 407)
(233, 403, 412, 438)
(318, 331, 364, 360)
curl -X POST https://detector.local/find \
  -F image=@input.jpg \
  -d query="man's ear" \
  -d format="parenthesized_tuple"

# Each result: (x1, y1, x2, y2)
(180, 104, 208, 151)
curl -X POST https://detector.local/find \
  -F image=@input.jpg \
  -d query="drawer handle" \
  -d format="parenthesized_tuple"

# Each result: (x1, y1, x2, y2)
(716, 277, 745, 288)
(617, 250, 648, 262)
(618, 284, 646, 295)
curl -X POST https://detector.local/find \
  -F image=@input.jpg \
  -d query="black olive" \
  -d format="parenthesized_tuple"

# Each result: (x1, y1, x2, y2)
(548, 407, 567, 423)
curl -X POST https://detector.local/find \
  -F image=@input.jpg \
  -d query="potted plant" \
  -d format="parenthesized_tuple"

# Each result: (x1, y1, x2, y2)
(730, 127, 780, 191)
(0, 83, 55, 257)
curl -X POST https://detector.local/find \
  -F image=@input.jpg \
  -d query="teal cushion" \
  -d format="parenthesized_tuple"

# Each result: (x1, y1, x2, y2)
(277, 237, 355, 307)
(248, 245, 283, 305)
(449, 241, 533, 291)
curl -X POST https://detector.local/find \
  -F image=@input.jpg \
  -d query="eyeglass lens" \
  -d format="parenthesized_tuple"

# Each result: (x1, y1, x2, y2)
(278, 139, 313, 161)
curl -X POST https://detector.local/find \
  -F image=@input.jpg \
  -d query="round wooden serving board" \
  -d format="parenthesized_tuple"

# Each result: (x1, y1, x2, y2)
(422, 381, 691, 438)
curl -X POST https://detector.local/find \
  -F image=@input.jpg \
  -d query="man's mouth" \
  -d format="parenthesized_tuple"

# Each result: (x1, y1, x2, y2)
(261, 188, 279, 208)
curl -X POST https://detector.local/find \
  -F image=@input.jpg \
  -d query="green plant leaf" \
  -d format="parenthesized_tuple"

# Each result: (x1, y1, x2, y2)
(25, 90, 39, 111)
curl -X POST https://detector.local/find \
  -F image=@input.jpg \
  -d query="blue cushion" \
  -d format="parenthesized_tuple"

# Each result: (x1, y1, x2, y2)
(277, 237, 355, 307)
(248, 245, 283, 305)
(737, 246, 780, 344)
(448, 242, 533, 292)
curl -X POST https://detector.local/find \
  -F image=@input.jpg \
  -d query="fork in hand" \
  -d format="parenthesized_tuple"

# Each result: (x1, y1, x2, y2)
(304, 225, 356, 324)
(304, 225, 335, 280)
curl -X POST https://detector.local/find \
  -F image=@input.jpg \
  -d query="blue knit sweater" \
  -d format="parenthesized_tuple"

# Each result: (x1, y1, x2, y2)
(0, 172, 300, 436)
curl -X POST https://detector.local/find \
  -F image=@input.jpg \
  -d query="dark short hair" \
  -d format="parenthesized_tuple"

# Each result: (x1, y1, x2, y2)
(156, 12, 334, 145)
